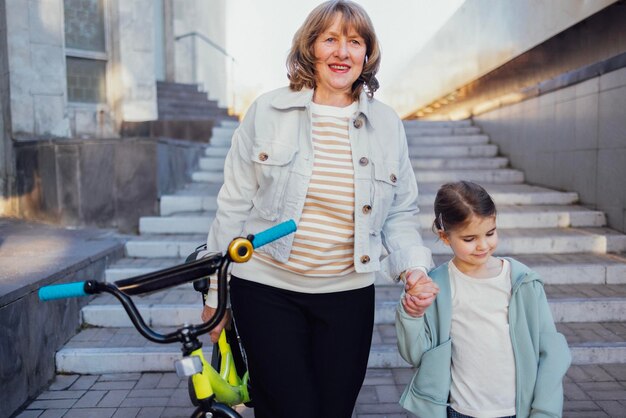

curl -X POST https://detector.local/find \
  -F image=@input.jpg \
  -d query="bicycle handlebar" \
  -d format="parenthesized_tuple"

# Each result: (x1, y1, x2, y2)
(252, 219, 296, 249)
(39, 281, 88, 301)
(38, 220, 298, 343)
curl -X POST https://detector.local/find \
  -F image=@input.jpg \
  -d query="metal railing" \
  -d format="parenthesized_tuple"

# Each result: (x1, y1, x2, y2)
(174, 31, 236, 83)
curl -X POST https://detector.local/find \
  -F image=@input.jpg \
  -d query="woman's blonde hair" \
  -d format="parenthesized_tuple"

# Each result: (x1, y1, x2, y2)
(286, 0, 381, 101)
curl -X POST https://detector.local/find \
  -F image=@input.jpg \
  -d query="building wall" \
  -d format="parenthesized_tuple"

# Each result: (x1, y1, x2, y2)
(172, 0, 229, 108)
(383, 0, 619, 118)
(475, 67, 626, 233)
(5, 0, 71, 138)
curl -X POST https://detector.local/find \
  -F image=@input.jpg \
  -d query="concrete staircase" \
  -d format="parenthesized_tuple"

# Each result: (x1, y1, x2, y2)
(156, 81, 238, 123)
(54, 119, 626, 374)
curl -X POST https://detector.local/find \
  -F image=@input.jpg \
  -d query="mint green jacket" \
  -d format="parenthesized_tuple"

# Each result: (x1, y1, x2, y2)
(395, 258, 571, 418)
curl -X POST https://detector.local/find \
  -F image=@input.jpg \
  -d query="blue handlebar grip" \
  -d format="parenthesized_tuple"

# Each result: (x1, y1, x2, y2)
(39, 282, 88, 301)
(252, 220, 297, 249)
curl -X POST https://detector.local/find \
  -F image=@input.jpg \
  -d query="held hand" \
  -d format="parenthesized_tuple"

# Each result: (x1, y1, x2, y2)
(402, 270, 439, 318)
(201, 305, 232, 343)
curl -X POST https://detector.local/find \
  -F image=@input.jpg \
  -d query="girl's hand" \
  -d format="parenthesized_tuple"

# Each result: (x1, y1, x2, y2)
(401, 270, 439, 318)
(201, 305, 232, 343)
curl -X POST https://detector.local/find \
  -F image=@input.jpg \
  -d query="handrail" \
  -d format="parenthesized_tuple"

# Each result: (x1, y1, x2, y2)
(175, 31, 236, 63)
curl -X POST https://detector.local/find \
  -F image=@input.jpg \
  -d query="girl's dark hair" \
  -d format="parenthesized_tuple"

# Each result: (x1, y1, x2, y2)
(433, 181, 497, 233)
(286, 0, 381, 101)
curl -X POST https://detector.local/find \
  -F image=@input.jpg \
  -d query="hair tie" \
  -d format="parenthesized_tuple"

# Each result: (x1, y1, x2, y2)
(438, 213, 445, 231)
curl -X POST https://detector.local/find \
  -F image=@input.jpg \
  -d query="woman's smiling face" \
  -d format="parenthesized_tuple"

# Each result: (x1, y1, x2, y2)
(313, 13, 366, 105)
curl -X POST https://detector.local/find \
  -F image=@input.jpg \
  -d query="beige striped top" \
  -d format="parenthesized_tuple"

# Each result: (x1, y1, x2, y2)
(256, 101, 357, 276)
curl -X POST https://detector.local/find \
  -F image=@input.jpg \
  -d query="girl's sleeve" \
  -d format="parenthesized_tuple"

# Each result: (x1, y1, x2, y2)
(395, 295, 433, 367)
(530, 282, 572, 417)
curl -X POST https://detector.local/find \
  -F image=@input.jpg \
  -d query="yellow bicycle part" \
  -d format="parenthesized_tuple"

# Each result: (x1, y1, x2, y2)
(228, 238, 254, 263)
(188, 334, 251, 406)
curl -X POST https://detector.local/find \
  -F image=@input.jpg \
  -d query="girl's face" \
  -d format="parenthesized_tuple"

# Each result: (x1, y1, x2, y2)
(439, 214, 498, 275)
(313, 13, 366, 106)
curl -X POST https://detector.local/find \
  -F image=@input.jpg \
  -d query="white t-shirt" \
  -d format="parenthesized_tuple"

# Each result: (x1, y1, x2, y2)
(448, 259, 516, 418)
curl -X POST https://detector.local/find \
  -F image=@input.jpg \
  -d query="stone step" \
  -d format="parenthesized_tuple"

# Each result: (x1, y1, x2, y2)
(54, 323, 626, 373)
(190, 168, 525, 185)
(403, 119, 473, 128)
(159, 183, 580, 215)
(105, 253, 626, 285)
(202, 144, 502, 159)
(407, 144, 499, 158)
(415, 168, 524, 183)
(191, 171, 223, 183)
(197, 156, 510, 172)
(106, 252, 626, 285)
(124, 228, 626, 259)
(142, 205, 605, 235)
(404, 126, 482, 136)
(81, 283, 626, 328)
(405, 135, 489, 145)
(412, 157, 508, 170)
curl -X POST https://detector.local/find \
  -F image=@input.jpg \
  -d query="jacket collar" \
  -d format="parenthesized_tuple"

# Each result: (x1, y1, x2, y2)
(270, 87, 375, 129)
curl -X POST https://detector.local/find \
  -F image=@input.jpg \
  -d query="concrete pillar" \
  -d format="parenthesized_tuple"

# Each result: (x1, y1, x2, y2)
(4, 0, 70, 138)
(111, 0, 158, 122)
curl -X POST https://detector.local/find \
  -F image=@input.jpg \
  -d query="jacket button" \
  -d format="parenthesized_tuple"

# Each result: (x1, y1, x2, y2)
(360, 255, 370, 264)
(362, 205, 372, 214)
(359, 157, 369, 166)
(390, 174, 397, 183)
(353, 118, 363, 129)
(258, 152, 269, 162)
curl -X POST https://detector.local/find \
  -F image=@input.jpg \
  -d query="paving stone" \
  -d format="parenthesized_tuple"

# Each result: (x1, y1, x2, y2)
(72, 390, 106, 407)
(68, 375, 98, 390)
(36, 390, 85, 400)
(98, 390, 130, 408)
(48, 375, 79, 391)
(136, 407, 165, 418)
(111, 408, 140, 418)
(39, 411, 67, 418)
(14, 411, 43, 418)
(63, 408, 116, 418)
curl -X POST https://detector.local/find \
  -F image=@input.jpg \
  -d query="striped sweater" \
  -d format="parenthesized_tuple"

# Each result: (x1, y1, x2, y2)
(233, 101, 375, 293)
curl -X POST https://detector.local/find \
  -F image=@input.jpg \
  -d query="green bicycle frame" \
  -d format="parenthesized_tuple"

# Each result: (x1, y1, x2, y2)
(190, 330, 251, 406)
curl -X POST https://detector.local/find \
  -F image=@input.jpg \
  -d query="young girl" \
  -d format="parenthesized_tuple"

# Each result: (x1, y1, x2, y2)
(396, 181, 571, 418)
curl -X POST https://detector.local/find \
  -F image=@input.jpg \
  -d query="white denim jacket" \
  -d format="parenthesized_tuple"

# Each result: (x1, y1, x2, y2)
(206, 86, 433, 282)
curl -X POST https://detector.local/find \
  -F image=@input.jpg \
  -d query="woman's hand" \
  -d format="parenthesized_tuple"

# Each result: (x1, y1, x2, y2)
(201, 305, 232, 343)
(401, 269, 439, 318)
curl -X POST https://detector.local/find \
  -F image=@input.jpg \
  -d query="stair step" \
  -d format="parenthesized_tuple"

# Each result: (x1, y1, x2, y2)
(106, 253, 626, 285)
(54, 329, 626, 373)
(82, 283, 626, 328)
(406, 135, 489, 145)
(190, 168, 526, 185)
(404, 126, 482, 136)
(408, 144, 498, 157)
(403, 119, 473, 128)
(139, 212, 215, 234)
(412, 157, 508, 169)
(124, 228, 626, 258)
(144, 205, 604, 235)
(160, 194, 219, 216)
(158, 183, 580, 215)
(415, 168, 524, 183)
(196, 156, 510, 172)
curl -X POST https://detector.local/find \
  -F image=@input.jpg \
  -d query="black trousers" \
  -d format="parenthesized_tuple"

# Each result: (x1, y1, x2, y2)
(229, 276, 375, 418)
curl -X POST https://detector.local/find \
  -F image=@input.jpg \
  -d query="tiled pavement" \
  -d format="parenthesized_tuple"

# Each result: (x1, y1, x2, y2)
(15, 363, 626, 418)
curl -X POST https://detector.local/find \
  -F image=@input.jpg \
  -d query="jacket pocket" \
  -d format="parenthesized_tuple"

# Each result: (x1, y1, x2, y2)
(371, 160, 399, 232)
(250, 140, 297, 220)
(409, 338, 452, 404)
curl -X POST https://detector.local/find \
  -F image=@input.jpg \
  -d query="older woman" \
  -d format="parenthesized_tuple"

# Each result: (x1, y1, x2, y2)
(201, 1, 433, 417)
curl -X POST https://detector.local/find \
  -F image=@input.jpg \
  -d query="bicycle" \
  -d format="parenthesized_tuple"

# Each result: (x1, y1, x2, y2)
(39, 220, 297, 418)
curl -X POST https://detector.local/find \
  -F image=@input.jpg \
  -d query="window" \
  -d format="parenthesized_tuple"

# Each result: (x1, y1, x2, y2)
(64, 0, 108, 103)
